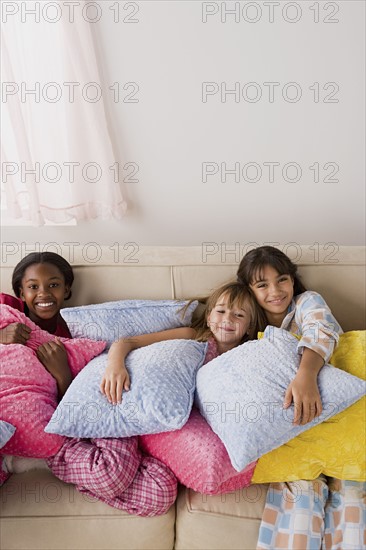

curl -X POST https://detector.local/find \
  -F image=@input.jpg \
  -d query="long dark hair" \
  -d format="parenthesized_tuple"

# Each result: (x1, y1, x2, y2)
(237, 246, 307, 296)
(12, 252, 74, 300)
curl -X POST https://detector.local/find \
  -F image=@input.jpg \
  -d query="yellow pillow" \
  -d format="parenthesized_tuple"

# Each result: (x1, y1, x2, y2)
(253, 331, 366, 483)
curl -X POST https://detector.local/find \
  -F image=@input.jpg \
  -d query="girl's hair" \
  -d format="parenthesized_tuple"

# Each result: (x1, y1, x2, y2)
(237, 246, 307, 296)
(186, 281, 264, 343)
(12, 252, 74, 300)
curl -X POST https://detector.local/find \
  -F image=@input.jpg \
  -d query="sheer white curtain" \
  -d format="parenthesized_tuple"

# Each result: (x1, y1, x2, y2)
(1, 2, 127, 225)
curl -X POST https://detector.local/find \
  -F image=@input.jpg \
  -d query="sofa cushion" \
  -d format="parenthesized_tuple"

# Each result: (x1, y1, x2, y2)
(253, 330, 366, 482)
(139, 408, 256, 495)
(46, 340, 207, 438)
(61, 299, 197, 347)
(175, 485, 268, 550)
(0, 470, 175, 550)
(196, 326, 365, 472)
(0, 305, 106, 457)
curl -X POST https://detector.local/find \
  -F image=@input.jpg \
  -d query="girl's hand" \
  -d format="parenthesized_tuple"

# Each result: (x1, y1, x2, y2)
(0, 323, 31, 345)
(100, 365, 130, 405)
(100, 327, 194, 405)
(283, 371, 323, 425)
(36, 338, 71, 398)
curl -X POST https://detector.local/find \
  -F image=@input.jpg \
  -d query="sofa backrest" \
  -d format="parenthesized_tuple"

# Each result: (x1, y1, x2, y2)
(1, 245, 365, 331)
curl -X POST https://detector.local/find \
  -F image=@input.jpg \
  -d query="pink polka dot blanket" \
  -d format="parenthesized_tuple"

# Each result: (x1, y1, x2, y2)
(0, 304, 106, 458)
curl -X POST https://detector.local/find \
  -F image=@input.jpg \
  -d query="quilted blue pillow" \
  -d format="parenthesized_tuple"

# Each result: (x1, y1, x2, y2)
(45, 339, 207, 438)
(196, 326, 366, 472)
(61, 299, 198, 348)
(0, 421, 16, 448)
(61, 300, 198, 347)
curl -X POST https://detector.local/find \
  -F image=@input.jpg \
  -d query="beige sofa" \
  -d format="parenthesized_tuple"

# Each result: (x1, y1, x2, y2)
(1, 245, 365, 550)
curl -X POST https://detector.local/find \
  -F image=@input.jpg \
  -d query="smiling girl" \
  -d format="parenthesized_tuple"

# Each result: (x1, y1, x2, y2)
(101, 281, 260, 405)
(0, 252, 74, 398)
(237, 246, 342, 426)
(237, 245, 364, 550)
(0, 251, 178, 516)
(1, 252, 73, 342)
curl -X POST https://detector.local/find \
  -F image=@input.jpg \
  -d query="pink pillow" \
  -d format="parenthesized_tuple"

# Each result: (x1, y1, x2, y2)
(139, 407, 256, 495)
(0, 304, 106, 458)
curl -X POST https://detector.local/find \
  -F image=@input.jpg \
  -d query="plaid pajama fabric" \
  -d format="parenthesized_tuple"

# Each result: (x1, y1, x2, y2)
(47, 436, 177, 516)
(323, 479, 366, 550)
(256, 293, 365, 549)
(282, 291, 343, 363)
(257, 478, 366, 550)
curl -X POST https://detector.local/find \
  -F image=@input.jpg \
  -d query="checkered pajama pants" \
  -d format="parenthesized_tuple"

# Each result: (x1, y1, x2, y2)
(257, 478, 366, 549)
(46, 436, 177, 517)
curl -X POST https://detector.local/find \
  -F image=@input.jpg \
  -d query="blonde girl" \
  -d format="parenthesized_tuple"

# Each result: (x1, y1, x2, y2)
(101, 281, 261, 404)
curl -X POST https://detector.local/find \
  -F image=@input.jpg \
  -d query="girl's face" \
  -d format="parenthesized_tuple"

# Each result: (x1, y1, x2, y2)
(207, 293, 251, 353)
(19, 263, 70, 324)
(250, 265, 294, 325)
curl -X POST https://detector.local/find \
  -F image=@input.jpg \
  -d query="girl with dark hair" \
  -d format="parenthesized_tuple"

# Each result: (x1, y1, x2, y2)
(0, 252, 177, 516)
(11, 251, 74, 299)
(238, 245, 341, 423)
(237, 246, 364, 550)
(237, 245, 307, 297)
(1, 252, 74, 398)
(1, 252, 73, 341)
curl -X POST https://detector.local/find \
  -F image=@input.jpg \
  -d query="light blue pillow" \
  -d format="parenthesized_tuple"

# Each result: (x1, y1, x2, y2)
(45, 339, 207, 438)
(61, 299, 198, 348)
(0, 421, 16, 448)
(196, 326, 366, 472)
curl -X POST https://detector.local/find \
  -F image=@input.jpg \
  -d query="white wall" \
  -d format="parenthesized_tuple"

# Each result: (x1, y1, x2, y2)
(2, 0, 365, 251)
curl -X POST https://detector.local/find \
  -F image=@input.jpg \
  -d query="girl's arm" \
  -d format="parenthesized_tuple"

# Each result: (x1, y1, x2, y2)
(101, 326, 196, 405)
(283, 348, 324, 425)
(36, 339, 72, 400)
(0, 323, 31, 344)
(294, 291, 342, 363)
(284, 291, 342, 425)
(0, 295, 31, 343)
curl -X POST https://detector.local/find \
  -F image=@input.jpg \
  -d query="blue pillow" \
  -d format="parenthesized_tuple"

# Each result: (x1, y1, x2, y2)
(61, 299, 197, 348)
(0, 421, 16, 448)
(45, 339, 207, 438)
(195, 326, 366, 472)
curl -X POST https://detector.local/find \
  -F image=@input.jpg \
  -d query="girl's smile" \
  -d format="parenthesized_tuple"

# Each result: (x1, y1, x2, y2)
(19, 263, 70, 324)
(250, 265, 294, 326)
(207, 293, 251, 353)
(266, 296, 287, 306)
